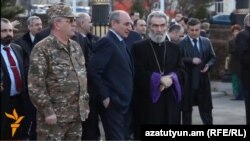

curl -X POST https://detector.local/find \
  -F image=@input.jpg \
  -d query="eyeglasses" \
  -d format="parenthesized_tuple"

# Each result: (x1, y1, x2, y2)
(58, 17, 76, 24)
(68, 17, 76, 23)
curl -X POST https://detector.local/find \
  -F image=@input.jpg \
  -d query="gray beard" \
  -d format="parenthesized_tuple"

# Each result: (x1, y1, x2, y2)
(148, 32, 166, 43)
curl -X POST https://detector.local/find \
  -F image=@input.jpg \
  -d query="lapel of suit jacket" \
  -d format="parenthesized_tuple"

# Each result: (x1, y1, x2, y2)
(1, 54, 11, 96)
(1, 54, 10, 81)
(199, 37, 205, 59)
(107, 31, 134, 71)
(184, 37, 195, 55)
(24, 32, 34, 51)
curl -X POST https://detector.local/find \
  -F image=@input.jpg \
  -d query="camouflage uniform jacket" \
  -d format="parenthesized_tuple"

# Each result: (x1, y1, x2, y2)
(28, 34, 89, 123)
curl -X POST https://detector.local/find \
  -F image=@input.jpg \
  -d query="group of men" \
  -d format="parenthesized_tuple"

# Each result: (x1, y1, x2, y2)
(1, 2, 250, 140)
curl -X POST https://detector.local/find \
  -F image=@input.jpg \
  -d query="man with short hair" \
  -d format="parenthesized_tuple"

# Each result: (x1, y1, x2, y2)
(1, 18, 30, 140)
(14, 16, 42, 74)
(88, 10, 134, 140)
(168, 24, 185, 43)
(28, 4, 89, 140)
(76, 13, 99, 63)
(13, 15, 42, 140)
(134, 19, 147, 39)
(76, 12, 101, 140)
(179, 18, 216, 125)
(130, 11, 140, 22)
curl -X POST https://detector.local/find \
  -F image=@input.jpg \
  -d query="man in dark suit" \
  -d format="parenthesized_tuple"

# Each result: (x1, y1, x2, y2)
(179, 18, 216, 125)
(88, 10, 134, 140)
(0, 18, 31, 140)
(236, 13, 250, 125)
(125, 30, 143, 52)
(133, 19, 147, 39)
(13, 15, 42, 140)
(14, 16, 42, 76)
(76, 12, 101, 140)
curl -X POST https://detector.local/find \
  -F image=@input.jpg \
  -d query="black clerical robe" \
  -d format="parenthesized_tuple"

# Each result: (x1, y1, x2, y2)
(132, 39, 186, 139)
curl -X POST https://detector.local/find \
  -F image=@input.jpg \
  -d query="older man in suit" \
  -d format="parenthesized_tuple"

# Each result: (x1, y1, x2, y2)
(1, 18, 31, 140)
(13, 15, 42, 140)
(14, 16, 42, 75)
(179, 18, 216, 125)
(88, 10, 134, 140)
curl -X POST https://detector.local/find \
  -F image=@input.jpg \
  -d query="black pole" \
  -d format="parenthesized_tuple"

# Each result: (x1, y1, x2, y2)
(235, 0, 250, 27)
(92, 0, 110, 25)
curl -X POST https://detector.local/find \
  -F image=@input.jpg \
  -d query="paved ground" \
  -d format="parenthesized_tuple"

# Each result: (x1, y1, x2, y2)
(99, 81, 247, 140)
(193, 81, 246, 125)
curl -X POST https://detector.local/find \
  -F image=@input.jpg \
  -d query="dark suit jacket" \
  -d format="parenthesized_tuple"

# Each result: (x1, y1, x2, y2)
(125, 30, 142, 52)
(84, 33, 100, 64)
(0, 43, 31, 139)
(235, 27, 250, 89)
(88, 31, 134, 113)
(33, 27, 50, 45)
(13, 32, 33, 77)
(179, 36, 216, 111)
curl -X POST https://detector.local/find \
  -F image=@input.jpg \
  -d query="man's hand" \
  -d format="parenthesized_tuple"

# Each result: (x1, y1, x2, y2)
(160, 75, 173, 88)
(0, 83, 3, 92)
(201, 64, 209, 73)
(192, 57, 202, 65)
(45, 114, 57, 125)
(103, 97, 110, 109)
(159, 84, 165, 92)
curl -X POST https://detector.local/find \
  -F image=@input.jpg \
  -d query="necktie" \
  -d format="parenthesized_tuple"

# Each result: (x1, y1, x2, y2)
(4, 47, 23, 92)
(193, 39, 200, 57)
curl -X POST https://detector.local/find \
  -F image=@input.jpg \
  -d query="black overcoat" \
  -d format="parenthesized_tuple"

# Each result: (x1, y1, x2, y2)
(179, 36, 216, 112)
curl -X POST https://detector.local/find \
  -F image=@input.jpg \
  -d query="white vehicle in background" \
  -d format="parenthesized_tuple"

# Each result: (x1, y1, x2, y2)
(30, 4, 51, 15)
(71, 6, 90, 16)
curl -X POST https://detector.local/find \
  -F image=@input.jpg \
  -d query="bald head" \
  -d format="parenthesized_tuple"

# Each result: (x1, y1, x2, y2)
(76, 13, 92, 35)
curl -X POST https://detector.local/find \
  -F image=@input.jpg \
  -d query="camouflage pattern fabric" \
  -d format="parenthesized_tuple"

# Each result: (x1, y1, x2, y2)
(36, 121, 82, 140)
(47, 4, 75, 19)
(28, 34, 89, 123)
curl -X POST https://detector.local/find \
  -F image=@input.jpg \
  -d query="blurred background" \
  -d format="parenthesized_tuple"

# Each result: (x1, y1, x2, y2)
(1, 0, 250, 81)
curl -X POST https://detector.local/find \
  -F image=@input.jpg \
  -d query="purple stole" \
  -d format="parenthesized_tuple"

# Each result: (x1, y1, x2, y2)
(150, 72, 182, 103)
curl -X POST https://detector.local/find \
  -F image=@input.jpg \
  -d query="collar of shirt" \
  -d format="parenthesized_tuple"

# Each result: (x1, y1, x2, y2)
(1, 44, 21, 96)
(80, 33, 86, 38)
(29, 32, 35, 43)
(1, 44, 11, 51)
(166, 33, 171, 41)
(188, 35, 200, 47)
(109, 29, 123, 42)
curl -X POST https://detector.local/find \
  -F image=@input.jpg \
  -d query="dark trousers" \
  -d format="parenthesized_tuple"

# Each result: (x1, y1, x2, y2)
(99, 101, 125, 140)
(244, 88, 250, 124)
(25, 108, 37, 140)
(182, 90, 213, 125)
(182, 110, 212, 125)
(82, 97, 100, 140)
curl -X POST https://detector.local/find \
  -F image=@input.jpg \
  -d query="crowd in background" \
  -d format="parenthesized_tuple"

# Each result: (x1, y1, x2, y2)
(1, 2, 250, 140)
